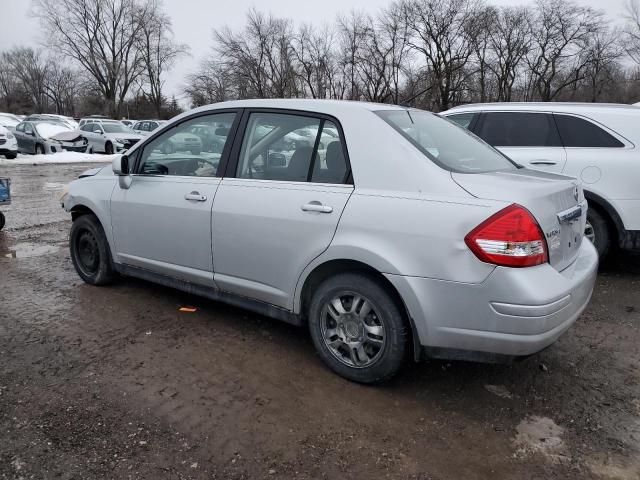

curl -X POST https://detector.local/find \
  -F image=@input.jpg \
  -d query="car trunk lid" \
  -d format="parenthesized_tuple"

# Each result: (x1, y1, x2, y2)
(452, 169, 586, 272)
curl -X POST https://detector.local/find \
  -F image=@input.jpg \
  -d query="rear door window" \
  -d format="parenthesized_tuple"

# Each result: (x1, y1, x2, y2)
(554, 114, 624, 148)
(236, 112, 349, 184)
(476, 112, 562, 147)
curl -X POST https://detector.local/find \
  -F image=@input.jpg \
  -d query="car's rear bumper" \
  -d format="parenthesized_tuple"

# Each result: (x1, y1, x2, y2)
(386, 239, 598, 359)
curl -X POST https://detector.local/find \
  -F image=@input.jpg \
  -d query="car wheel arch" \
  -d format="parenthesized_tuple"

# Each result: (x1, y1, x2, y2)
(297, 258, 422, 362)
(584, 190, 623, 245)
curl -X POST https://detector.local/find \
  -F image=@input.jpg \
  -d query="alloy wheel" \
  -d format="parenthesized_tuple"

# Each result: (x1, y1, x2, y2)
(320, 292, 385, 368)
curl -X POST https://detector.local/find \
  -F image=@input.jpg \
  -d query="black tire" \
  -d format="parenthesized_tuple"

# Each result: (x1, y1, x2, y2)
(4, 152, 17, 159)
(586, 208, 611, 259)
(105, 142, 114, 155)
(35, 144, 44, 155)
(308, 272, 409, 384)
(69, 214, 116, 285)
(0, 212, 5, 231)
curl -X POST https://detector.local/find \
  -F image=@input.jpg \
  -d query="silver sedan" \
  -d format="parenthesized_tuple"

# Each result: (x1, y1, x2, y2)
(62, 99, 598, 383)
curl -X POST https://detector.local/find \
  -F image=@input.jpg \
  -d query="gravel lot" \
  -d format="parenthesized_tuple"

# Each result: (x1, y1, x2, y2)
(0, 163, 639, 479)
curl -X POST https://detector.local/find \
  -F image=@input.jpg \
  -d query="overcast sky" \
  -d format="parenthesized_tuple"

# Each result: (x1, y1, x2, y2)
(0, 0, 630, 105)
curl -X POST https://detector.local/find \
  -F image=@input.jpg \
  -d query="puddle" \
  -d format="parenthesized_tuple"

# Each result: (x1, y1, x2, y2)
(1, 242, 60, 259)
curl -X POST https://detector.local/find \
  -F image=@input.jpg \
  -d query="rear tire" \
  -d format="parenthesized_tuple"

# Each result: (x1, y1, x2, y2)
(0, 212, 5, 231)
(308, 272, 409, 384)
(69, 214, 116, 285)
(586, 208, 610, 259)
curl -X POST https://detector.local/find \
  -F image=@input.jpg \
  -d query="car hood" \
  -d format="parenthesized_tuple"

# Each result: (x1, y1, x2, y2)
(50, 131, 85, 142)
(79, 166, 106, 178)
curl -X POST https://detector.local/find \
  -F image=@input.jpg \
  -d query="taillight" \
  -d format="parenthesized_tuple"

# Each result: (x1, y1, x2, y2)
(465, 204, 548, 268)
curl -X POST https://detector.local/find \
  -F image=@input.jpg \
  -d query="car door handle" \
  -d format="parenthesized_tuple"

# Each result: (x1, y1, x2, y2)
(185, 191, 207, 202)
(301, 201, 333, 213)
(529, 160, 557, 165)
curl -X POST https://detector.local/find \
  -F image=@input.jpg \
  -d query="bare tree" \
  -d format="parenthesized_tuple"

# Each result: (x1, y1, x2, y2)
(402, 0, 482, 111)
(526, 0, 603, 101)
(43, 63, 83, 115)
(487, 6, 533, 101)
(292, 23, 338, 99)
(137, 0, 189, 118)
(214, 9, 299, 99)
(3, 47, 50, 112)
(33, 0, 151, 117)
(184, 59, 235, 106)
(625, 0, 640, 65)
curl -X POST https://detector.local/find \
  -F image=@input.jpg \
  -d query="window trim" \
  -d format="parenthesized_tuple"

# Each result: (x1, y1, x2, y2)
(131, 108, 242, 177)
(224, 108, 353, 186)
(552, 112, 630, 149)
(474, 111, 563, 148)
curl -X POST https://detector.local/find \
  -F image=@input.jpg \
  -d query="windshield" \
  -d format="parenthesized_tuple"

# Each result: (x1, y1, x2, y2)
(35, 122, 70, 138)
(376, 110, 518, 173)
(102, 123, 129, 133)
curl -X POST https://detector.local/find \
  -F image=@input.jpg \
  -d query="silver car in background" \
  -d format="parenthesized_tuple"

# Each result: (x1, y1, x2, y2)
(14, 120, 86, 154)
(62, 99, 598, 383)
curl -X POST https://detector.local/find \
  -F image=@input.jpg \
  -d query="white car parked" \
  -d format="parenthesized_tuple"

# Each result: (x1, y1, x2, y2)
(442, 103, 640, 258)
(0, 124, 18, 159)
(79, 120, 144, 154)
(0, 113, 20, 132)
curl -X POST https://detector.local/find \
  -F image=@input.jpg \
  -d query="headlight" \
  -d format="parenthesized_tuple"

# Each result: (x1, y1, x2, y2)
(115, 138, 127, 144)
(7, 132, 14, 139)
(49, 138, 62, 144)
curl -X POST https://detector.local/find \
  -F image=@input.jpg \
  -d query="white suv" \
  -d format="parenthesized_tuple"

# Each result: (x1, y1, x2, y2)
(442, 103, 640, 258)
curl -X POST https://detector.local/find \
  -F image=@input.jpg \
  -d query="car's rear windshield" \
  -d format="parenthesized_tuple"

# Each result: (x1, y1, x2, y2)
(376, 110, 518, 173)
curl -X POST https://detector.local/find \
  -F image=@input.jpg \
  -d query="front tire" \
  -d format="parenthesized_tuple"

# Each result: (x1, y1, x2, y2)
(35, 144, 44, 155)
(105, 142, 114, 155)
(308, 273, 409, 384)
(5, 152, 17, 159)
(0, 212, 5, 231)
(586, 208, 611, 259)
(69, 214, 116, 285)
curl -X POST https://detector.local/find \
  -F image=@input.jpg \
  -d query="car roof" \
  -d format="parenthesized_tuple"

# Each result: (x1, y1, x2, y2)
(188, 99, 408, 116)
(444, 102, 640, 115)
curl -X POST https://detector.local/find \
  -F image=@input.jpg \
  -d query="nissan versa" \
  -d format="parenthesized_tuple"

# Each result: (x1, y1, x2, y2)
(61, 99, 598, 383)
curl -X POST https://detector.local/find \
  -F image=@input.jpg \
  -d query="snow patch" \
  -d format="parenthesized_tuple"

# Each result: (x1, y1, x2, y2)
(0, 152, 116, 166)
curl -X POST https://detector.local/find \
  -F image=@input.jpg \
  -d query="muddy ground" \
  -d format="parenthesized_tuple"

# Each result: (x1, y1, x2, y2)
(0, 163, 638, 480)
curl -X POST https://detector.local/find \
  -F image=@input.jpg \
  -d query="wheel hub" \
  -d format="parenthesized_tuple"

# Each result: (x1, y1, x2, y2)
(343, 318, 361, 339)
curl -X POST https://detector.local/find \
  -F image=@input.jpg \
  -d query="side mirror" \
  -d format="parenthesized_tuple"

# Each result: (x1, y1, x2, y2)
(112, 154, 129, 175)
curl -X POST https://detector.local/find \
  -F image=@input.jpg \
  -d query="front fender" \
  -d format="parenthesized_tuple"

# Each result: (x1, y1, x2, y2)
(64, 177, 119, 262)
